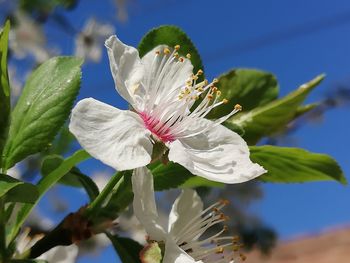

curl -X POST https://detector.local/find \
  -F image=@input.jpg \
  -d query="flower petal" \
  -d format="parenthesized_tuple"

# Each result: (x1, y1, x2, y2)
(69, 98, 152, 171)
(168, 120, 266, 183)
(37, 244, 78, 263)
(132, 167, 167, 241)
(105, 35, 144, 106)
(163, 237, 198, 263)
(168, 189, 203, 237)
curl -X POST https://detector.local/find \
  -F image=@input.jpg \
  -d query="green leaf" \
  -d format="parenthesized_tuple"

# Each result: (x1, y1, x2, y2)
(7, 149, 90, 243)
(150, 162, 193, 191)
(0, 21, 11, 166)
(107, 234, 142, 263)
(208, 69, 279, 119)
(0, 174, 38, 203)
(228, 74, 325, 145)
(181, 176, 223, 188)
(138, 25, 204, 79)
(97, 171, 133, 220)
(2, 56, 83, 169)
(40, 155, 100, 201)
(251, 145, 347, 184)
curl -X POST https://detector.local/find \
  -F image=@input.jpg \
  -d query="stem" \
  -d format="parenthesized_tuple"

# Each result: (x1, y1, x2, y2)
(85, 171, 124, 217)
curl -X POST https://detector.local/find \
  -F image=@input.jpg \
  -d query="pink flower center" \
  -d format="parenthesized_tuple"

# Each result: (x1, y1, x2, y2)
(139, 112, 175, 143)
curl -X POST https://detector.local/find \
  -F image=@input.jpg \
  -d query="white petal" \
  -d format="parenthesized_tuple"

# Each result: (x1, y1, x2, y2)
(163, 237, 198, 263)
(37, 244, 78, 263)
(105, 35, 144, 106)
(69, 98, 152, 171)
(168, 120, 266, 184)
(168, 189, 203, 237)
(131, 167, 167, 241)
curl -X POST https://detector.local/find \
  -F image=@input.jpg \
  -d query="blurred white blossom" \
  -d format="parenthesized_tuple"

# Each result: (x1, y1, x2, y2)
(9, 11, 55, 63)
(75, 18, 114, 63)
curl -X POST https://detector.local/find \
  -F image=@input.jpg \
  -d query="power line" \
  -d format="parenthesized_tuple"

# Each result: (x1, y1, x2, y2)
(204, 10, 350, 63)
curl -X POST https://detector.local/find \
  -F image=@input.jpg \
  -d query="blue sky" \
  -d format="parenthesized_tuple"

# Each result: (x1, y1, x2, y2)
(4, 0, 350, 261)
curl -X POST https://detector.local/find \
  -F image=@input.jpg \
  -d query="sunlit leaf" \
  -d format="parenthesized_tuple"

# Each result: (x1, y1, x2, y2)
(227, 74, 324, 144)
(107, 234, 142, 263)
(251, 145, 347, 184)
(2, 57, 83, 169)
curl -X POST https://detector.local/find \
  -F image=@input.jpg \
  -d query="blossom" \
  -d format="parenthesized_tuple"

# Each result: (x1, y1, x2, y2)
(75, 18, 115, 63)
(14, 228, 78, 262)
(69, 35, 266, 183)
(132, 167, 246, 263)
(9, 11, 55, 63)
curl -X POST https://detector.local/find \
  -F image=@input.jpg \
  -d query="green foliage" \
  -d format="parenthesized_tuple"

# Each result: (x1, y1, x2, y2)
(41, 155, 100, 201)
(107, 234, 142, 263)
(0, 174, 38, 203)
(227, 74, 325, 145)
(138, 25, 204, 79)
(0, 21, 11, 167)
(251, 145, 347, 184)
(208, 69, 279, 118)
(2, 57, 83, 170)
(150, 162, 223, 190)
(7, 150, 90, 243)
(97, 171, 133, 220)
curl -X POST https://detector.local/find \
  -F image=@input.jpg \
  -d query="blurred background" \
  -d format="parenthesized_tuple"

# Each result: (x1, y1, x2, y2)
(1, 0, 350, 262)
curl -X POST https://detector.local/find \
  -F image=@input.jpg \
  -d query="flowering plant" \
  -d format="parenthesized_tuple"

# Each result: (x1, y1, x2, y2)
(0, 16, 345, 263)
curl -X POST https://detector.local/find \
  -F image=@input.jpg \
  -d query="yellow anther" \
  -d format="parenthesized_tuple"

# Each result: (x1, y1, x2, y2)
(197, 69, 203, 75)
(186, 53, 191, 59)
(232, 236, 240, 242)
(216, 90, 222, 97)
(240, 253, 247, 261)
(207, 94, 214, 100)
(196, 87, 204, 92)
(222, 99, 229, 104)
(223, 225, 229, 231)
(213, 78, 219, 83)
(192, 75, 199, 81)
(179, 57, 184, 62)
(164, 48, 171, 55)
(220, 199, 230, 205)
(174, 44, 180, 50)
(215, 247, 224, 254)
(211, 86, 218, 92)
(174, 52, 179, 58)
(204, 79, 209, 85)
(234, 104, 242, 111)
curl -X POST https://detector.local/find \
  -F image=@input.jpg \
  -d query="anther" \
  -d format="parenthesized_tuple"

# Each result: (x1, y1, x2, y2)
(220, 199, 230, 205)
(179, 57, 184, 62)
(164, 48, 171, 55)
(197, 69, 203, 75)
(155, 50, 160, 55)
(234, 104, 242, 111)
(174, 44, 180, 50)
(211, 86, 218, 92)
(207, 94, 214, 100)
(213, 78, 219, 83)
(215, 247, 224, 254)
(186, 53, 191, 59)
(216, 90, 222, 97)
(240, 253, 247, 261)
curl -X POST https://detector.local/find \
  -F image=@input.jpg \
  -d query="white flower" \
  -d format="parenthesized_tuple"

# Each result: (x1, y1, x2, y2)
(75, 18, 115, 63)
(9, 11, 54, 63)
(69, 35, 266, 183)
(132, 167, 245, 263)
(15, 228, 78, 263)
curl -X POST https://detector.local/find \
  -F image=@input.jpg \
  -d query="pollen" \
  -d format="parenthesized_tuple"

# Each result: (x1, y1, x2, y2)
(186, 53, 191, 59)
(207, 94, 214, 100)
(213, 78, 219, 83)
(179, 57, 184, 62)
(164, 48, 171, 55)
(174, 44, 180, 50)
(234, 104, 242, 111)
(197, 69, 203, 75)
(216, 90, 222, 97)
(222, 99, 229, 104)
